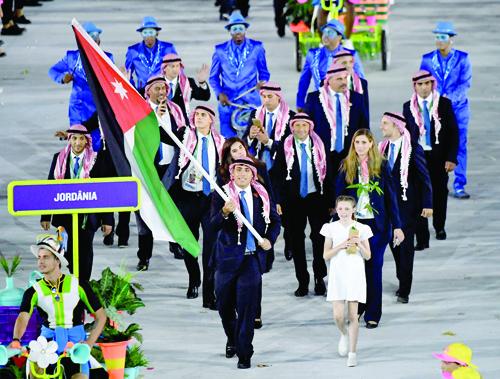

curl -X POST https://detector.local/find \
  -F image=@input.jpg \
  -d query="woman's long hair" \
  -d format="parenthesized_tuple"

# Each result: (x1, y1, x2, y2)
(340, 129, 384, 184)
(219, 137, 265, 184)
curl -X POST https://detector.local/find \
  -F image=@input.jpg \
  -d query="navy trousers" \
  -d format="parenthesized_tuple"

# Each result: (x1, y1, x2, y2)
(215, 255, 261, 360)
(357, 219, 391, 324)
(390, 226, 416, 298)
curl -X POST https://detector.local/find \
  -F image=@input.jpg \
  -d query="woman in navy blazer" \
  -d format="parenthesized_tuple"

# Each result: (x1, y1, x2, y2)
(335, 129, 404, 329)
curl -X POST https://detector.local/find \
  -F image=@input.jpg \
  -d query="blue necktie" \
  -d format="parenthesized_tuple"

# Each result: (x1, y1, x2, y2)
(239, 190, 256, 252)
(168, 82, 174, 99)
(335, 93, 343, 152)
(423, 100, 432, 146)
(262, 112, 273, 170)
(388, 143, 396, 170)
(201, 137, 210, 195)
(73, 156, 80, 178)
(299, 142, 308, 198)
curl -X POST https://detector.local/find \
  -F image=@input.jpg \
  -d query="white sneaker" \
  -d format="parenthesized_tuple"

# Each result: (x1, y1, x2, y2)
(338, 333, 348, 357)
(347, 352, 357, 367)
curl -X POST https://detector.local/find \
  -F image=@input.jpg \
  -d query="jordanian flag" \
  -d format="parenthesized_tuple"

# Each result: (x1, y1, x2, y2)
(72, 19, 199, 257)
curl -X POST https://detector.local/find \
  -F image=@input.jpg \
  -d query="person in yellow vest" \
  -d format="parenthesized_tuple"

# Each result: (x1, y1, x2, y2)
(9, 234, 106, 379)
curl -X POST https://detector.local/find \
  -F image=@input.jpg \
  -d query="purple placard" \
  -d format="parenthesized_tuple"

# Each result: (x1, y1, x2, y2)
(12, 181, 139, 212)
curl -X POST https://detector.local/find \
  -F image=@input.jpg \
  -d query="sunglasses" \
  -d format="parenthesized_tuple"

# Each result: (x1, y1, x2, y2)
(323, 28, 339, 39)
(230, 24, 246, 34)
(435, 34, 450, 42)
(141, 28, 157, 38)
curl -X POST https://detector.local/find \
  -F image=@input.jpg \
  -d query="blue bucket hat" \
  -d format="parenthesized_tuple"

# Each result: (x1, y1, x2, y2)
(320, 19, 345, 38)
(83, 22, 102, 35)
(137, 16, 162, 32)
(433, 21, 457, 36)
(225, 10, 250, 30)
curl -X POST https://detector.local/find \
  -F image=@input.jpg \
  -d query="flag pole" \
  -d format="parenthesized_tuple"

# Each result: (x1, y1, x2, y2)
(158, 118, 264, 244)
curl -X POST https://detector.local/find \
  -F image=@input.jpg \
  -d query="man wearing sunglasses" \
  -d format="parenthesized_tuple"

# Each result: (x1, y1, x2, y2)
(125, 16, 177, 93)
(209, 10, 270, 137)
(296, 19, 364, 112)
(49, 22, 114, 149)
(420, 21, 472, 199)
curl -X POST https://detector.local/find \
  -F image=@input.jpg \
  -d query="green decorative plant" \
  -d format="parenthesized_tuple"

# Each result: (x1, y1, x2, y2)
(89, 267, 144, 316)
(347, 180, 384, 215)
(0, 252, 22, 277)
(91, 346, 105, 364)
(125, 344, 149, 368)
(285, 0, 314, 26)
(99, 322, 143, 343)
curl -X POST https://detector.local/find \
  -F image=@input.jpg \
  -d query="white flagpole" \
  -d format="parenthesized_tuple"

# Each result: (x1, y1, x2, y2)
(158, 117, 264, 244)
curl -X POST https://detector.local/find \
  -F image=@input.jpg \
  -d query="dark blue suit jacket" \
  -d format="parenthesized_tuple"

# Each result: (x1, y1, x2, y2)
(210, 190, 281, 274)
(304, 90, 369, 154)
(359, 77, 369, 122)
(335, 161, 402, 233)
(381, 142, 433, 228)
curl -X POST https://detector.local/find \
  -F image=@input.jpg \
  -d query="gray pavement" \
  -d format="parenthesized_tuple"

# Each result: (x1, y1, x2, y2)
(1, 0, 500, 378)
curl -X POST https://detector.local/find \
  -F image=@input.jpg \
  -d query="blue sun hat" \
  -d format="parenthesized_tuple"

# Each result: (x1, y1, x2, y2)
(137, 16, 162, 32)
(83, 22, 102, 35)
(433, 21, 457, 36)
(225, 10, 250, 30)
(320, 19, 345, 38)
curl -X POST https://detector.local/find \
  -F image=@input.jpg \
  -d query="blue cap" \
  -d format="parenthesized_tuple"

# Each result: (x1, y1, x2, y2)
(137, 16, 162, 32)
(83, 22, 102, 35)
(320, 19, 345, 38)
(225, 10, 250, 30)
(433, 21, 456, 36)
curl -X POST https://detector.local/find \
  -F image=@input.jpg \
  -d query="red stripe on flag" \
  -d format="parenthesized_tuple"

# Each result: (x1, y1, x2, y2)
(73, 25, 152, 134)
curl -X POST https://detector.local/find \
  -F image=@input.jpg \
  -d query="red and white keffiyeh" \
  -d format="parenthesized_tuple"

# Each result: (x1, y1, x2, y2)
(161, 53, 193, 117)
(409, 70, 442, 144)
(378, 112, 412, 201)
(333, 49, 363, 94)
(175, 105, 225, 178)
(254, 82, 290, 153)
(224, 157, 271, 244)
(145, 74, 186, 128)
(54, 124, 96, 179)
(283, 113, 327, 194)
(319, 63, 351, 151)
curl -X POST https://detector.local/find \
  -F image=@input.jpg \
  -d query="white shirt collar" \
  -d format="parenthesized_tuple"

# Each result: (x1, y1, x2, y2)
(295, 136, 311, 146)
(417, 93, 433, 107)
(197, 130, 211, 140)
(70, 151, 85, 160)
(389, 136, 403, 153)
(166, 76, 178, 86)
(328, 87, 345, 99)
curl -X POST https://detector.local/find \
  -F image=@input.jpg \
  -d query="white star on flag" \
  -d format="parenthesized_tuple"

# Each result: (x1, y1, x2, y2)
(111, 79, 128, 100)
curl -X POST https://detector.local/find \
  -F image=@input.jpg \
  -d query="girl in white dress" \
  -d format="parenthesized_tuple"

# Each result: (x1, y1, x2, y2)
(321, 196, 372, 367)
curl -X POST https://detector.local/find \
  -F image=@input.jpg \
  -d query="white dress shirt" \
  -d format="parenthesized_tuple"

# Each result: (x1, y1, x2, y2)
(388, 136, 403, 166)
(295, 136, 316, 194)
(417, 93, 433, 151)
(235, 184, 254, 223)
(248, 106, 279, 149)
(328, 88, 347, 151)
(70, 151, 85, 179)
(182, 131, 217, 192)
(149, 99, 175, 165)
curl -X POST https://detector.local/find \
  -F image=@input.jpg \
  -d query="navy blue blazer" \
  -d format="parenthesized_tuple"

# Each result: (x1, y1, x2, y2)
(210, 189, 281, 274)
(335, 161, 402, 233)
(402, 96, 458, 165)
(304, 90, 369, 154)
(381, 142, 433, 228)
(270, 138, 334, 207)
(242, 108, 295, 165)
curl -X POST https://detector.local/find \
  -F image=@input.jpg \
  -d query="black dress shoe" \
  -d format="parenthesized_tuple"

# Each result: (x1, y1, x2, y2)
(103, 232, 114, 246)
(225, 344, 236, 358)
(237, 358, 251, 369)
(254, 318, 263, 329)
(366, 321, 378, 329)
(1, 24, 25, 36)
(277, 26, 285, 37)
(284, 248, 293, 261)
(136, 260, 149, 271)
(294, 287, 308, 297)
(314, 278, 326, 296)
(186, 285, 199, 299)
(202, 300, 217, 310)
(397, 296, 409, 304)
(14, 15, 31, 24)
(414, 243, 429, 251)
(169, 242, 184, 259)
(395, 289, 400, 296)
(436, 230, 447, 240)
(117, 239, 128, 248)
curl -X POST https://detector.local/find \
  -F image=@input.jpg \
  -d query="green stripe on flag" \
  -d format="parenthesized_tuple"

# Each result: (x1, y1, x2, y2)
(133, 112, 200, 257)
